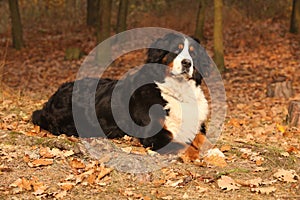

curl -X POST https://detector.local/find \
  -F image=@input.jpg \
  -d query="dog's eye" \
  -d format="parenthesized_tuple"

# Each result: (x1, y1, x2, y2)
(189, 46, 194, 52)
(174, 44, 184, 53)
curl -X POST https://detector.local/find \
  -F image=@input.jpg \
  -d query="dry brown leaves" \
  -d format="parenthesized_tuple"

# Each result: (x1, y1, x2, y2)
(217, 168, 298, 195)
(7, 144, 113, 197)
(9, 177, 48, 195)
(273, 169, 299, 183)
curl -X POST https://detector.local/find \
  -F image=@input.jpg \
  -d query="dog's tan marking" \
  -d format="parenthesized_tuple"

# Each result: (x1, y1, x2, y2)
(178, 43, 184, 49)
(181, 133, 212, 162)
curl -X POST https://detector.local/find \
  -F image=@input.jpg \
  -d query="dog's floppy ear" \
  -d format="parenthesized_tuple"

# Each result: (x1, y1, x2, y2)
(146, 40, 168, 63)
(146, 33, 179, 63)
(190, 36, 200, 44)
(189, 37, 212, 85)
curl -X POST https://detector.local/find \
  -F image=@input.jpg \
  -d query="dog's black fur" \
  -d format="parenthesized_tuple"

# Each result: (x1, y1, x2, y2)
(32, 33, 211, 151)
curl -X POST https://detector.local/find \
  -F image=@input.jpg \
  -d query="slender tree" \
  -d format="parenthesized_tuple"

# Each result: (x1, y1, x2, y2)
(116, 0, 129, 33)
(96, 0, 112, 62)
(213, 0, 225, 72)
(195, 0, 207, 41)
(290, 0, 300, 34)
(96, 0, 112, 43)
(87, 0, 100, 27)
(8, 0, 24, 50)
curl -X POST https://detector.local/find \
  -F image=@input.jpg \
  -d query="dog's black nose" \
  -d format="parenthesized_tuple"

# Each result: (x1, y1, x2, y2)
(181, 59, 192, 72)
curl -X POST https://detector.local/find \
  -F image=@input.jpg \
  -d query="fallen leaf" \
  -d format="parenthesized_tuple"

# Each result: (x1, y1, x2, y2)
(204, 149, 227, 168)
(254, 167, 268, 172)
(250, 186, 276, 194)
(0, 164, 12, 172)
(261, 179, 277, 186)
(96, 167, 113, 181)
(39, 147, 54, 158)
(153, 179, 166, 186)
(280, 151, 290, 157)
(32, 181, 47, 195)
(220, 145, 231, 152)
(87, 173, 97, 184)
(236, 177, 262, 187)
(255, 158, 264, 166)
(23, 154, 30, 163)
(147, 149, 159, 156)
(123, 188, 134, 196)
(165, 179, 184, 187)
(161, 195, 173, 200)
(287, 146, 299, 154)
(182, 192, 189, 199)
(217, 176, 240, 191)
(276, 123, 286, 133)
(63, 150, 74, 157)
(121, 147, 132, 154)
(9, 178, 22, 188)
(69, 158, 85, 169)
(75, 169, 95, 184)
(273, 169, 299, 183)
(55, 190, 67, 199)
(34, 125, 40, 133)
(28, 159, 54, 167)
(50, 148, 62, 157)
(10, 177, 32, 191)
(58, 182, 75, 191)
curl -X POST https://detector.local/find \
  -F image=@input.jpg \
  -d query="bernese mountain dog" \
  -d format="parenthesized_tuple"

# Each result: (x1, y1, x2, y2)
(32, 33, 212, 159)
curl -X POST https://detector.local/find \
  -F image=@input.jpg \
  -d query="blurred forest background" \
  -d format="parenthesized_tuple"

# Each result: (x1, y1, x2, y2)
(1, 0, 299, 93)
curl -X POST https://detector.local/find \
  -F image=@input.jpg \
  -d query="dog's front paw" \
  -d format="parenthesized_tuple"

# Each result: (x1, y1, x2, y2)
(180, 133, 213, 162)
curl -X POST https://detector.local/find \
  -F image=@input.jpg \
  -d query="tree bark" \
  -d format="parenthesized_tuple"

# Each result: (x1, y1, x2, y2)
(195, 0, 207, 42)
(96, 0, 112, 62)
(287, 101, 300, 128)
(87, 0, 100, 27)
(266, 76, 293, 98)
(290, 0, 300, 34)
(116, 0, 129, 33)
(213, 0, 225, 72)
(8, 0, 24, 50)
(96, 0, 112, 43)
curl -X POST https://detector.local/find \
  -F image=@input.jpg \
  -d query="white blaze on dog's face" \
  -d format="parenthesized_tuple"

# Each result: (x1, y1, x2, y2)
(172, 38, 194, 77)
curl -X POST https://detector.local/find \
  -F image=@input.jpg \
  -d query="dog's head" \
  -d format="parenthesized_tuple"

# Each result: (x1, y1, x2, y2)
(146, 33, 211, 85)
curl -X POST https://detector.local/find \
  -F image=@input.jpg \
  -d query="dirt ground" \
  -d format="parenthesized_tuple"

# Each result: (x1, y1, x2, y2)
(1, 12, 300, 200)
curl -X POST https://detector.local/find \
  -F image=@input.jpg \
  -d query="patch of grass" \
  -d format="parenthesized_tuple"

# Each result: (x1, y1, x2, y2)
(255, 145, 298, 169)
(33, 136, 78, 151)
(216, 168, 250, 178)
(34, 137, 48, 145)
(9, 131, 22, 135)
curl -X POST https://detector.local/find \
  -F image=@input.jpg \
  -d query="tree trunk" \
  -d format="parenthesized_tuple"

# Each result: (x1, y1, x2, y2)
(266, 76, 294, 98)
(116, 0, 129, 33)
(8, 0, 24, 50)
(96, 0, 112, 62)
(213, 0, 225, 72)
(287, 101, 300, 128)
(87, 0, 100, 27)
(194, 0, 207, 42)
(290, 0, 300, 34)
(96, 0, 112, 43)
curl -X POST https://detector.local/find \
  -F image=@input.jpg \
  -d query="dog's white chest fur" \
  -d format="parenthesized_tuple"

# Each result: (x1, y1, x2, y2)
(155, 77, 208, 144)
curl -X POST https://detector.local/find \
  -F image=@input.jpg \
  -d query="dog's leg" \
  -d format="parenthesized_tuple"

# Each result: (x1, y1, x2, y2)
(181, 133, 213, 162)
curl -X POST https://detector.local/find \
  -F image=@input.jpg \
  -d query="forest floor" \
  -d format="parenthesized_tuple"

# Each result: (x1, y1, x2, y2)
(0, 19, 300, 199)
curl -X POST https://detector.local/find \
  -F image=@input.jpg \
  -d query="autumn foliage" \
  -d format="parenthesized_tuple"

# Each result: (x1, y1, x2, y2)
(0, 0, 300, 199)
